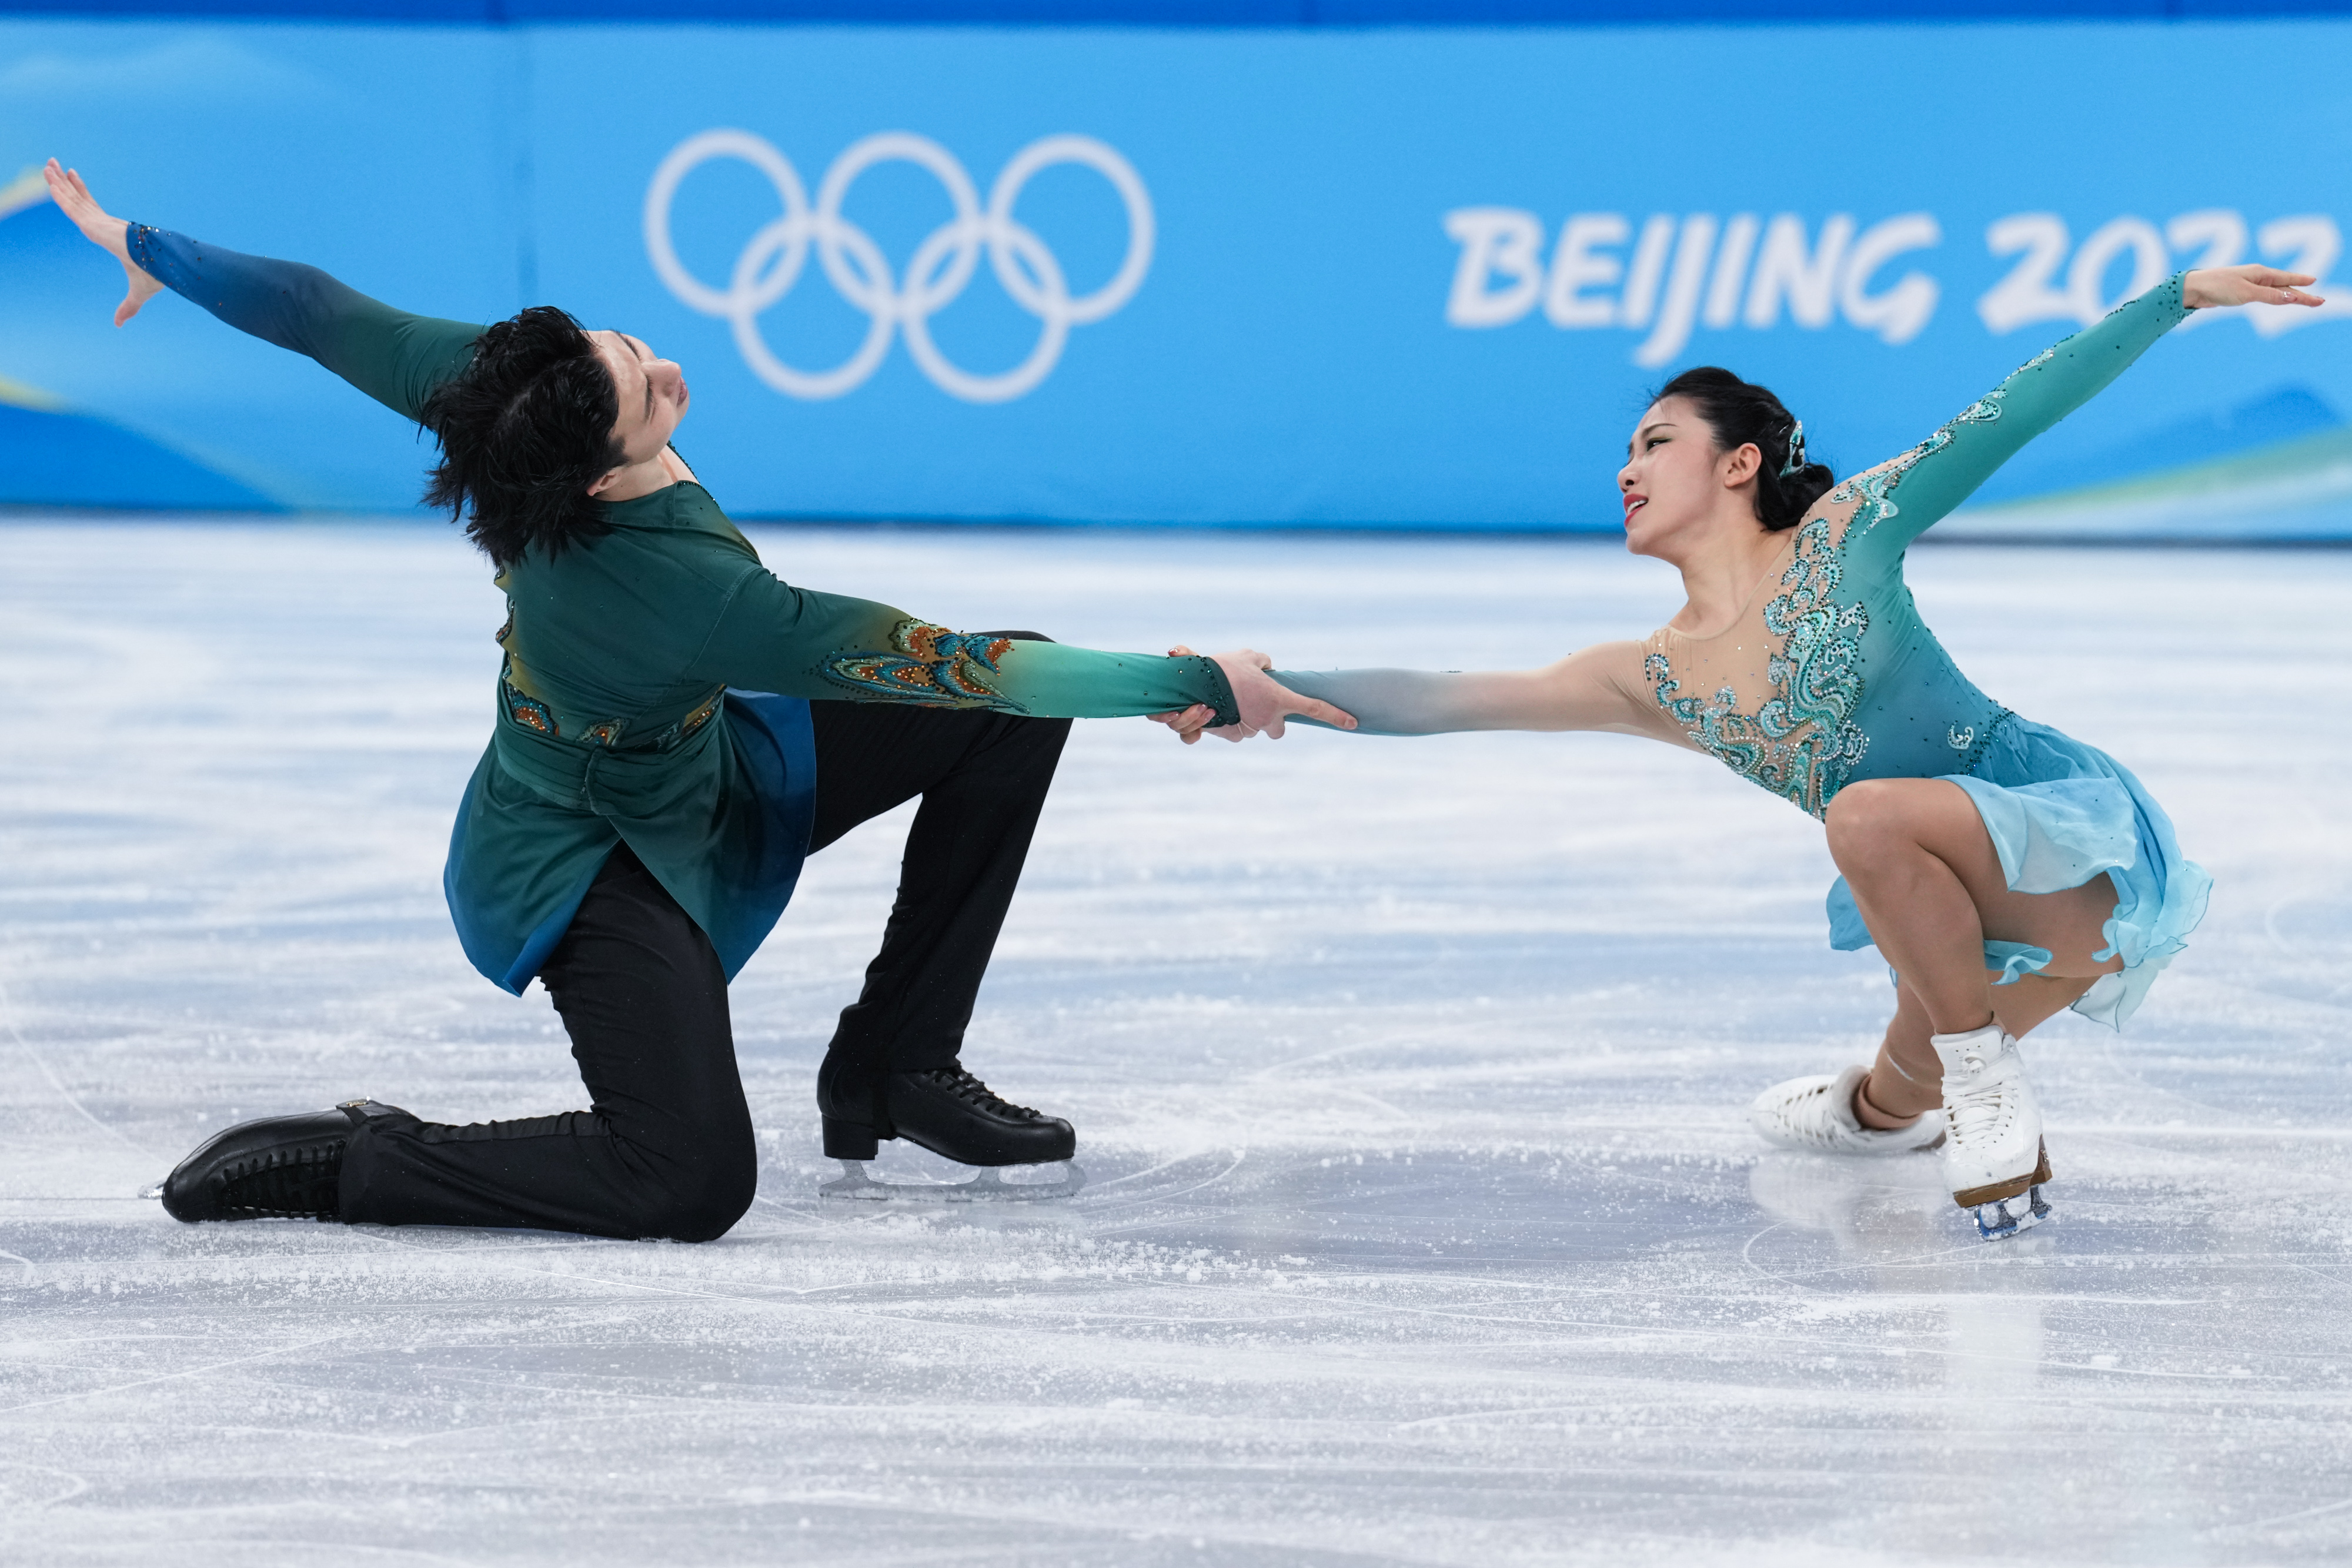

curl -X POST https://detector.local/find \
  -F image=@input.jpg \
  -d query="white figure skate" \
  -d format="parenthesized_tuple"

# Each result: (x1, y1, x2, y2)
(1931, 1023, 2052, 1240)
(1749, 1064, 1946, 1156)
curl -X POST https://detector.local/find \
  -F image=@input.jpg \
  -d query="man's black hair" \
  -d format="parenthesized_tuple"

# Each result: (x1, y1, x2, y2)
(421, 306, 622, 569)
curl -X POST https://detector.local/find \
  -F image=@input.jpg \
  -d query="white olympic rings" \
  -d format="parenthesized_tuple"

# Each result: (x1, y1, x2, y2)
(644, 129, 1154, 403)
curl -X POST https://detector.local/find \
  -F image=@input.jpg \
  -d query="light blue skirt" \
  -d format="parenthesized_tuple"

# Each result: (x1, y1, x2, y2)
(1826, 715, 2211, 1029)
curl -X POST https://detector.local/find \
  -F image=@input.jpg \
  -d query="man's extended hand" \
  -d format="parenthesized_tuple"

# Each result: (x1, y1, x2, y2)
(43, 159, 163, 327)
(1147, 646, 1357, 744)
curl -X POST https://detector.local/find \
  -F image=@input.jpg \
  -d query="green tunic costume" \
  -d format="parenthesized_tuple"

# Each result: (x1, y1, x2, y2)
(128, 226, 1240, 993)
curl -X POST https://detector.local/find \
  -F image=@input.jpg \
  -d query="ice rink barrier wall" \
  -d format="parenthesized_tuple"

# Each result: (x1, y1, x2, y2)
(4, 2, 2351, 534)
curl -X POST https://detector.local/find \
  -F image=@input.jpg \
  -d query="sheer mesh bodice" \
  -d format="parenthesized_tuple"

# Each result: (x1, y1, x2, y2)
(1639, 483, 2011, 820)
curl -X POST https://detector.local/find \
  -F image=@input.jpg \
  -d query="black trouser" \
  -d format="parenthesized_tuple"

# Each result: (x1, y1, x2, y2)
(339, 694, 1072, 1240)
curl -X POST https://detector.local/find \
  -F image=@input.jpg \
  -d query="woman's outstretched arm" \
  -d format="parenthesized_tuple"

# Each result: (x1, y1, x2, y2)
(1155, 640, 1680, 744)
(1848, 263, 2322, 552)
(44, 159, 480, 422)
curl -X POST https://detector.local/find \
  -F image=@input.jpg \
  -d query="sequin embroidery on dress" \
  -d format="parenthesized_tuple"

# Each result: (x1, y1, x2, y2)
(1641, 339, 2075, 818)
(1644, 515, 1870, 818)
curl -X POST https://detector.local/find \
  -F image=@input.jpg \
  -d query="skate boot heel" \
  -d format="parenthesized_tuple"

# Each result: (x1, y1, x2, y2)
(822, 1118, 880, 1161)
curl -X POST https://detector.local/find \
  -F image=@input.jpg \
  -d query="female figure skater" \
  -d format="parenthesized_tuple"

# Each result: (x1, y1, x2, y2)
(44, 161, 1351, 1239)
(1161, 261, 2320, 1239)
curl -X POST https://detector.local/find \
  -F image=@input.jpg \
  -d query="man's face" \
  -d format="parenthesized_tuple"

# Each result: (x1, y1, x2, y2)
(591, 330, 690, 469)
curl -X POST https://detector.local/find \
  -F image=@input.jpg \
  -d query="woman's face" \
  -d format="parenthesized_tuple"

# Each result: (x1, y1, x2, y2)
(592, 329, 691, 467)
(1616, 397, 1758, 559)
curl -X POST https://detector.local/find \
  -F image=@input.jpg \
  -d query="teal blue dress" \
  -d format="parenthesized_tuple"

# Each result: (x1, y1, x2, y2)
(1277, 278, 2212, 1028)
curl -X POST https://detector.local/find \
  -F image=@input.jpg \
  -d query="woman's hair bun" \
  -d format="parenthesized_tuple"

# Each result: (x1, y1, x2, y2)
(1651, 366, 1835, 532)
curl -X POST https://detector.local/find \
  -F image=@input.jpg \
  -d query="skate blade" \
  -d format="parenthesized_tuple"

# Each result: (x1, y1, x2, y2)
(1952, 1139, 2054, 1209)
(138, 1182, 165, 1201)
(1970, 1183, 2052, 1241)
(818, 1159, 1085, 1204)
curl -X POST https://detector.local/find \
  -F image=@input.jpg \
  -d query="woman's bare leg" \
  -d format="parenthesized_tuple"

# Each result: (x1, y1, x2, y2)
(1821, 778, 2120, 1129)
(1855, 972, 2098, 1126)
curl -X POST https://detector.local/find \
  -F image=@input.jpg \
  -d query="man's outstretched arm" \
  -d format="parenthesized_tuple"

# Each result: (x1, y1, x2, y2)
(45, 159, 481, 422)
(693, 570, 1357, 736)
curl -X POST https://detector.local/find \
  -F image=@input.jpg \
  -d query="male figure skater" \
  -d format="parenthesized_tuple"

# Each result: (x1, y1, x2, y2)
(44, 161, 1350, 1239)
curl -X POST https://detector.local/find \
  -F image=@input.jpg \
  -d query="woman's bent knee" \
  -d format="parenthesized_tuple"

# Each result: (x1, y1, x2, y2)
(1823, 779, 1909, 861)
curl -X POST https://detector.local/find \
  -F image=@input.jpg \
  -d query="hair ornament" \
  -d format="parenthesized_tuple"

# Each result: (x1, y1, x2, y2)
(1778, 420, 1808, 479)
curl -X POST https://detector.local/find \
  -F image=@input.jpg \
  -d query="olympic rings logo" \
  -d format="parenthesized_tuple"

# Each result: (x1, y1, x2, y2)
(644, 129, 1154, 404)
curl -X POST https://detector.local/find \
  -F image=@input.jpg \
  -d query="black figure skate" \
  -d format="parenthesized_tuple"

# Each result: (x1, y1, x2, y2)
(817, 1061, 1081, 1203)
(155, 1098, 411, 1222)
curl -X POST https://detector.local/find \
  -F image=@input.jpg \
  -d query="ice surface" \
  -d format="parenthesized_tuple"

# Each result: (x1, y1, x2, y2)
(4, 519, 2351, 1566)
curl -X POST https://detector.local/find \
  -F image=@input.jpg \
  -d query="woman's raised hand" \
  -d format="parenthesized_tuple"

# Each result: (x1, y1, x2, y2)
(1147, 646, 1358, 744)
(2183, 263, 2325, 311)
(42, 159, 163, 327)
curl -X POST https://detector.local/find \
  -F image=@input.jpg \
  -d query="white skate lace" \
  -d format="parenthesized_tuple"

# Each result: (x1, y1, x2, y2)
(1944, 1051, 2016, 1149)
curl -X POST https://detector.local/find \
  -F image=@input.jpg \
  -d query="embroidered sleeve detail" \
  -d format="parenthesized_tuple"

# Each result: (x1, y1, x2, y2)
(1830, 341, 2069, 546)
(825, 621, 1024, 713)
(1830, 385, 2013, 543)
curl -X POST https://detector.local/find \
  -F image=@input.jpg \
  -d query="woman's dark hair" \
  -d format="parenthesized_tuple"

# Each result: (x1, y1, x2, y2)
(1650, 366, 1836, 532)
(421, 306, 623, 569)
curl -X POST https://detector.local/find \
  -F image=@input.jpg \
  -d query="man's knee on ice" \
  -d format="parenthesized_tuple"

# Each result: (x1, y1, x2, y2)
(634, 1140, 757, 1242)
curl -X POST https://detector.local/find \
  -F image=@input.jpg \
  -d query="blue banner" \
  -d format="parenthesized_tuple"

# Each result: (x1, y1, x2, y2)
(5, 16, 2350, 533)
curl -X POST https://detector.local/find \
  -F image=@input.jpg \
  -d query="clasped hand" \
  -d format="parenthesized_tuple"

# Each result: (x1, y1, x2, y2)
(1150, 648, 1356, 745)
